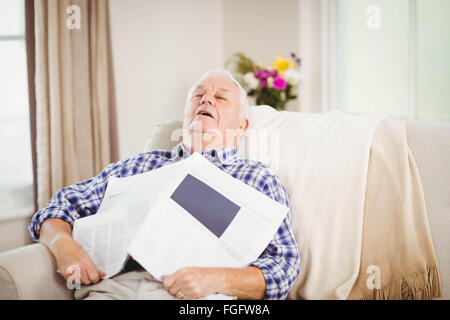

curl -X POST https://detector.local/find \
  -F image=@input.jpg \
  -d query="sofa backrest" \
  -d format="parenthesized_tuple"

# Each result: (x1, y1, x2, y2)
(144, 112, 450, 299)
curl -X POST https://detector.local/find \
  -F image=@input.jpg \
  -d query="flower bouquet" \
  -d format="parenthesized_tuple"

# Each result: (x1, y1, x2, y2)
(226, 52, 302, 110)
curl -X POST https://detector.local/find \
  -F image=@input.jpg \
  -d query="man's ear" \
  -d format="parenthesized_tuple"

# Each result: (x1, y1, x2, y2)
(239, 117, 249, 132)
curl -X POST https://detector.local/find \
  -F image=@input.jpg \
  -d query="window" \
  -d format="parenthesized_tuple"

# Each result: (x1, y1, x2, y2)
(0, 0, 34, 217)
(335, 0, 450, 121)
(416, 0, 450, 120)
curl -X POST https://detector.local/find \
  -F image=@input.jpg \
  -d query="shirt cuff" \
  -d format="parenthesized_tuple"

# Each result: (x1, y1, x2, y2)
(29, 208, 75, 242)
(249, 257, 286, 300)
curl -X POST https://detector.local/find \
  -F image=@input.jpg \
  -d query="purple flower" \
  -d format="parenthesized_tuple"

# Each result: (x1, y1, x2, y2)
(254, 69, 279, 89)
(273, 75, 287, 90)
(259, 78, 267, 88)
(254, 69, 268, 80)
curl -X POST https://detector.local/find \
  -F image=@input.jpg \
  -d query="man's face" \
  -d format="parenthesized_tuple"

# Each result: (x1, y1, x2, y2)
(183, 77, 248, 150)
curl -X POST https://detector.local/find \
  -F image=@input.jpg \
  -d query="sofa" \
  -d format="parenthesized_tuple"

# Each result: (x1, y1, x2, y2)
(0, 114, 449, 300)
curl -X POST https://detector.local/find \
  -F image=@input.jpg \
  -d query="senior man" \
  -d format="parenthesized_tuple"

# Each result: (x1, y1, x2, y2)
(29, 69, 300, 300)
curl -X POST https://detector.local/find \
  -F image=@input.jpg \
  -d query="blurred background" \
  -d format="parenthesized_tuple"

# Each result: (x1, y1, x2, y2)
(0, 0, 449, 251)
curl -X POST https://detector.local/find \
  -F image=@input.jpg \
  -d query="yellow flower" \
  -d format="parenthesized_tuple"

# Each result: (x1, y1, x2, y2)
(272, 56, 294, 76)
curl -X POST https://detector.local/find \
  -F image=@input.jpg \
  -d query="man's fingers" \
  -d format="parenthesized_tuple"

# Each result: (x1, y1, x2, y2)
(168, 280, 183, 298)
(162, 274, 184, 298)
(162, 274, 176, 289)
(82, 254, 104, 284)
(63, 267, 103, 286)
(55, 242, 105, 286)
(86, 267, 100, 284)
(80, 269, 92, 285)
(169, 280, 181, 296)
(162, 271, 196, 299)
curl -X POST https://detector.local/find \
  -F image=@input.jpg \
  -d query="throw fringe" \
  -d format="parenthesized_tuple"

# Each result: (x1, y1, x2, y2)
(349, 265, 442, 300)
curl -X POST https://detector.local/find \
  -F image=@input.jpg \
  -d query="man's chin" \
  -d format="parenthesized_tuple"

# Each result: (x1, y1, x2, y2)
(188, 119, 218, 133)
(184, 128, 224, 152)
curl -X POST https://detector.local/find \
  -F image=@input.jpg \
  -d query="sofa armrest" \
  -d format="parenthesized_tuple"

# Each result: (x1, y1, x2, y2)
(0, 243, 73, 300)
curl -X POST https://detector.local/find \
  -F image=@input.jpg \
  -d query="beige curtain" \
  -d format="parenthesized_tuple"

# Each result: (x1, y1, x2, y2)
(35, 0, 117, 208)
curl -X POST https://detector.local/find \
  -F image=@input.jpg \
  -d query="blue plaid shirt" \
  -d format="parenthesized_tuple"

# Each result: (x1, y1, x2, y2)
(29, 142, 300, 299)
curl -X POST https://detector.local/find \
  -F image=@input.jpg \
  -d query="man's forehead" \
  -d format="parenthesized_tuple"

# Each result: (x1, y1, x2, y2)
(194, 77, 238, 93)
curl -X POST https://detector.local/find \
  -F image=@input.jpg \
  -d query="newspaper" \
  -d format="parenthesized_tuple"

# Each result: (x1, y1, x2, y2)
(73, 160, 186, 277)
(72, 152, 289, 298)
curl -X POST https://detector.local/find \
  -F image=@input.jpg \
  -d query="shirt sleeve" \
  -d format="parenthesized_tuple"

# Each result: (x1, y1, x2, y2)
(28, 152, 164, 242)
(248, 173, 301, 300)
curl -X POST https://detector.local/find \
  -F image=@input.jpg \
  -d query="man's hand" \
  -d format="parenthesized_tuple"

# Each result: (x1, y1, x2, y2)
(161, 266, 266, 300)
(53, 234, 106, 285)
(39, 218, 105, 285)
(162, 267, 223, 300)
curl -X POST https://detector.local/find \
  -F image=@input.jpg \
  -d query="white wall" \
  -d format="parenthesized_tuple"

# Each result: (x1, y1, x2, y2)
(223, 0, 299, 70)
(109, 0, 303, 159)
(223, 0, 300, 111)
(109, 0, 224, 159)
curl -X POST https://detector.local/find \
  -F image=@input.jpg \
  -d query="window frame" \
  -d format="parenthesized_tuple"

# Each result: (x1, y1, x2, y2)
(0, 0, 36, 221)
(25, 0, 37, 213)
(314, 0, 450, 122)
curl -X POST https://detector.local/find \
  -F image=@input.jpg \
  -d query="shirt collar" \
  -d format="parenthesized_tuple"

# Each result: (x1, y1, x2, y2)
(171, 142, 239, 165)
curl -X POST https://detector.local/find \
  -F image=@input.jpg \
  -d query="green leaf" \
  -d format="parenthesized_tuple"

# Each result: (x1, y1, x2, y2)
(225, 52, 257, 75)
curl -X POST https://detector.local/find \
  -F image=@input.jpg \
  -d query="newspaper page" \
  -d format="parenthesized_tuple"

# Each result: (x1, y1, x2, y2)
(72, 208, 134, 278)
(72, 160, 187, 278)
(96, 160, 186, 215)
(128, 152, 289, 281)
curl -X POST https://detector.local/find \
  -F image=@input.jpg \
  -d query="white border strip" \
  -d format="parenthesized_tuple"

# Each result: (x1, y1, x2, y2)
(408, 0, 417, 121)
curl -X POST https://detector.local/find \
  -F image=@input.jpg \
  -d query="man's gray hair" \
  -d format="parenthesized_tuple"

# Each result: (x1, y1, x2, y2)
(186, 69, 250, 118)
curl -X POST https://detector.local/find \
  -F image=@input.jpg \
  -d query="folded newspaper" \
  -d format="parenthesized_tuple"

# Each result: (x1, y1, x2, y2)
(72, 152, 288, 298)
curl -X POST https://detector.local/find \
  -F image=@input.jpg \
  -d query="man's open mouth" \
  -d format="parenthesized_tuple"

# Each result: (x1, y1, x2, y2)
(197, 110, 214, 119)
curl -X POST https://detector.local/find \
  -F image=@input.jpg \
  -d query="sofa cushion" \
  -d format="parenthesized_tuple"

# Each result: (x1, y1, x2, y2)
(405, 123, 450, 299)
(0, 244, 73, 299)
(0, 265, 18, 299)
(145, 120, 183, 152)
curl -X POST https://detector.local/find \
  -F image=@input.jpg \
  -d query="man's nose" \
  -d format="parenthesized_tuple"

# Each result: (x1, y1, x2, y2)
(200, 93, 214, 105)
